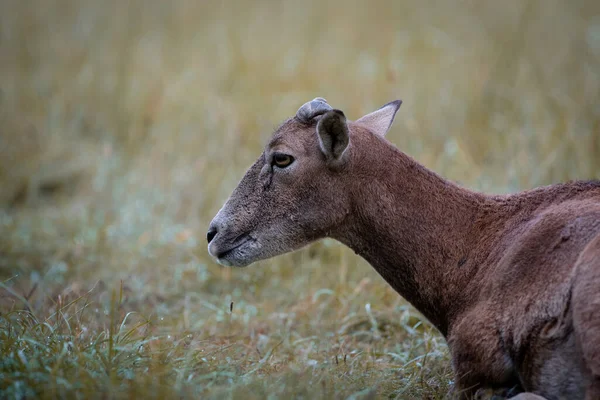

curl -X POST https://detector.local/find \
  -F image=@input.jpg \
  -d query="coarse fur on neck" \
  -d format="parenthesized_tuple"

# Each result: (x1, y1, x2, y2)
(331, 127, 490, 335)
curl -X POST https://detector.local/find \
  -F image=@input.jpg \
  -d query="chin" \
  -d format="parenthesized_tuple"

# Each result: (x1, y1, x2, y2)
(213, 247, 263, 267)
(209, 239, 303, 268)
(215, 256, 255, 268)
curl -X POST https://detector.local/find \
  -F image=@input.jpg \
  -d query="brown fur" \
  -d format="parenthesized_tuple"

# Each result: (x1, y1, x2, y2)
(207, 98, 600, 399)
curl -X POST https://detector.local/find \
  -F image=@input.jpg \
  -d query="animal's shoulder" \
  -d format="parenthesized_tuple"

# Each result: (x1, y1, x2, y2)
(509, 194, 600, 257)
(479, 186, 598, 290)
(487, 199, 600, 295)
(497, 180, 600, 250)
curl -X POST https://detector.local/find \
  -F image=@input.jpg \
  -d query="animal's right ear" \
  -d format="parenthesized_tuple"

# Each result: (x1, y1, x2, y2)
(355, 100, 402, 136)
(316, 109, 349, 164)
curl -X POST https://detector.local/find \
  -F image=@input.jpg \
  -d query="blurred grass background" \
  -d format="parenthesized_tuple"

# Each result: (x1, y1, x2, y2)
(0, 0, 599, 398)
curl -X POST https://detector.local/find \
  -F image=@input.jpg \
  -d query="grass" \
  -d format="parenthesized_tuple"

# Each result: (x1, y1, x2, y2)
(0, 0, 599, 398)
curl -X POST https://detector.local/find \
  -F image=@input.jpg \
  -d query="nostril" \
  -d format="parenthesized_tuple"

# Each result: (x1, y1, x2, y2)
(207, 227, 218, 244)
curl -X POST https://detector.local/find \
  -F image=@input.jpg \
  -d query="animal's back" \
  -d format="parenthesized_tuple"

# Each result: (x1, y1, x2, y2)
(485, 180, 600, 397)
(573, 232, 600, 399)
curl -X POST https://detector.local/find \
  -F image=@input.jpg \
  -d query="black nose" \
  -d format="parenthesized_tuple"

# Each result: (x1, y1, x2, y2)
(207, 227, 218, 243)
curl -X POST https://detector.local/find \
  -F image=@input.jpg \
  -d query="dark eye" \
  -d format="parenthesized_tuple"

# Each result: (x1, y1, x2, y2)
(272, 153, 294, 168)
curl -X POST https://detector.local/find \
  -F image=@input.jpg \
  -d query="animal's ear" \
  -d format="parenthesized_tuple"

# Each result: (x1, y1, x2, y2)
(355, 100, 402, 136)
(316, 109, 349, 163)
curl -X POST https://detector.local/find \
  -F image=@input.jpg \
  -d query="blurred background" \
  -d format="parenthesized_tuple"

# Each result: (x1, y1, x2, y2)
(0, 0, 599, 398)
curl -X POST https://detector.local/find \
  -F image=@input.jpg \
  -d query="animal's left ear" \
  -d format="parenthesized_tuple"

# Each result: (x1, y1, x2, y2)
(316, 109, 349, 163)
(355, 100, 402, 136)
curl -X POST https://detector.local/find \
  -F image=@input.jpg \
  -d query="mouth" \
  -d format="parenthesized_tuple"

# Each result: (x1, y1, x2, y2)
(209, 235, 256, 267)
(217, 237, 251, 259)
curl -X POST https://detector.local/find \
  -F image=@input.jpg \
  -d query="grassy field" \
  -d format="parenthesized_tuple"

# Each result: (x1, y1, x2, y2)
(1, 0, 599, 398)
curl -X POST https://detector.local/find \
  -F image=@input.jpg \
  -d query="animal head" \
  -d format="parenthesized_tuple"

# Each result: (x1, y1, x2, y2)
(207, 98, 402, 267)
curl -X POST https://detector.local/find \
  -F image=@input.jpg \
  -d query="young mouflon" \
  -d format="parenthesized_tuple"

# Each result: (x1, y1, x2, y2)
(207, 97, 600, 400)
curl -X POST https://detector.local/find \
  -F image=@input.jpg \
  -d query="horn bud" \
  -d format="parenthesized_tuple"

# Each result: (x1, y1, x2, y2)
(296, 97, 332, 123)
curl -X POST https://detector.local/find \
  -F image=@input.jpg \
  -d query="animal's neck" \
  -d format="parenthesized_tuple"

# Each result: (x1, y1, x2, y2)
(333, 135, 496, 336)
